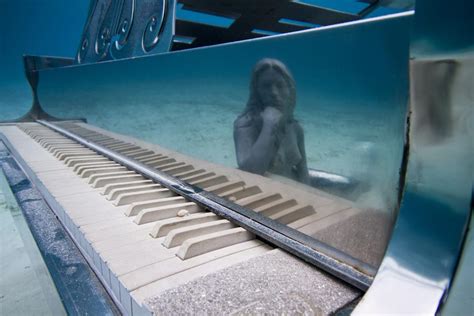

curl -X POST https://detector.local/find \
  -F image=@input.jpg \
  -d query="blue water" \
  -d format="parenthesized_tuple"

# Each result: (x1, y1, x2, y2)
(0, 0, 89, 119)
(0, 1, 408, 121)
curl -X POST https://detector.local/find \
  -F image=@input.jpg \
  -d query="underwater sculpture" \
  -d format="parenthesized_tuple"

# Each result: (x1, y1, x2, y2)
(234, 58, 310, 184)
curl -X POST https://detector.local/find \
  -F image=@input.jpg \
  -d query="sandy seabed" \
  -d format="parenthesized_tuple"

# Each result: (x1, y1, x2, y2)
(77, 93, 404, 212)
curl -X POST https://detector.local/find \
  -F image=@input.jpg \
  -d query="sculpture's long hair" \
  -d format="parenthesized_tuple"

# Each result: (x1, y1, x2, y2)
(243, 58, 297, 121)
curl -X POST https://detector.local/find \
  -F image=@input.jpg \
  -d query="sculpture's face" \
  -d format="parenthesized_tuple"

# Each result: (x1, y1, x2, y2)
(257, 68, 291, 115)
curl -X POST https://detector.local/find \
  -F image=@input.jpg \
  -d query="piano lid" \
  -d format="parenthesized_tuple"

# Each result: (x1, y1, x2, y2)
(75, 0, 415, 64)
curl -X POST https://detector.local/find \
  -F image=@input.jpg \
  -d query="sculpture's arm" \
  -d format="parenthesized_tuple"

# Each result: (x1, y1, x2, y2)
(234, 113, 281, 175)
(295, 123, 310, 184)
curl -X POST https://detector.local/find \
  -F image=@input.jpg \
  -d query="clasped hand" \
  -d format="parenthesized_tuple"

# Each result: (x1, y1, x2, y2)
(261, 106, 284, 130)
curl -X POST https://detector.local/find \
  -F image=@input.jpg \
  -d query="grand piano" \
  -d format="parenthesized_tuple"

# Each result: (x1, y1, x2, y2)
(0, 0, 472, 315)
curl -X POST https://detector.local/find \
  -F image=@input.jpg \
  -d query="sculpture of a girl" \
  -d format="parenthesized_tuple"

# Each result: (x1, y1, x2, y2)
(234, 58, 309, 184)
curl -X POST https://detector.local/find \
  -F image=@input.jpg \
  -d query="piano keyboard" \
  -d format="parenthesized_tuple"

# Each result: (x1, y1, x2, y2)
(0, 122, 361, 315)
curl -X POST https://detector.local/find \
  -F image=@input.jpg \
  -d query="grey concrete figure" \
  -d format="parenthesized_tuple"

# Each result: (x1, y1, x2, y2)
(234, 58, 310, 184)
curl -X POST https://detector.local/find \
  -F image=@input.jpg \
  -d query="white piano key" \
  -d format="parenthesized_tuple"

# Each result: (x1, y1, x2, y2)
(134, 202, 202, 224)
(163, 219, 235, 248)
(107, 184, 162, 201)
(82, 166, 128, 178)
(101, 180, 153, 195)
(114, 188, 174, 206)
(89, 171, 136, 185)
(177, 228, 255, 260)
(125, 196, 186, 217)
(149, 212, 219, 238)
(92, 174, 146, 188)
(74, 162, 118, 174)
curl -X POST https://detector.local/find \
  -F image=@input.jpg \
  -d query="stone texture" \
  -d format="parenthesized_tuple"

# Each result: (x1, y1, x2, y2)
(312, 209, 392, 267)
(145, 249, 360, 315)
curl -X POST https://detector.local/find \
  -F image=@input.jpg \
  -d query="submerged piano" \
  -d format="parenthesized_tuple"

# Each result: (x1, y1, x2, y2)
(1, 0, 472, 315)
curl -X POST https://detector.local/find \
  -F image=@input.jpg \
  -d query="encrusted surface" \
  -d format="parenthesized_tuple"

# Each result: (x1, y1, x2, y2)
(145, 249, 360, 315)
(312, 209, 392, 267)
(0, 136, 120, 315)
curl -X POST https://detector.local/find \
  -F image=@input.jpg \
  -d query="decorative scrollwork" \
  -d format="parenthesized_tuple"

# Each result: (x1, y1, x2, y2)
(77, 0, 175, 64)
(142, 0, 167, 52)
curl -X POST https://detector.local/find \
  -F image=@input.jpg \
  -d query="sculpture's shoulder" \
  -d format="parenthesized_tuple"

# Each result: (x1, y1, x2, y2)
(292, 120, 304, 138)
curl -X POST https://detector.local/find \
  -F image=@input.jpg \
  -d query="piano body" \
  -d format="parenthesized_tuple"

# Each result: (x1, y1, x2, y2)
(0, 0, 472, 315)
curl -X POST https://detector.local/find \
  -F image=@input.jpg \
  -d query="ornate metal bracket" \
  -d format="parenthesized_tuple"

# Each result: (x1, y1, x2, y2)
(77, 0, 176, 64)
(13, 55, 86, 123)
